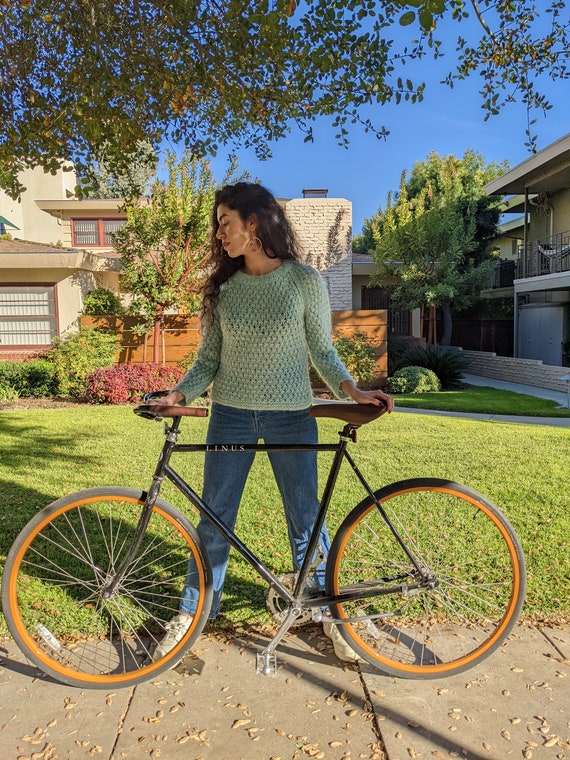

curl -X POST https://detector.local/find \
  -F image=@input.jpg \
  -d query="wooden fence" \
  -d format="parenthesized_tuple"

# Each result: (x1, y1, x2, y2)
(81, 309, 388, 383)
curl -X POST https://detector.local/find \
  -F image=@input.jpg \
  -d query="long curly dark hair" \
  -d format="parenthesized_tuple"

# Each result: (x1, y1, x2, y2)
(201, 182, 302, 321)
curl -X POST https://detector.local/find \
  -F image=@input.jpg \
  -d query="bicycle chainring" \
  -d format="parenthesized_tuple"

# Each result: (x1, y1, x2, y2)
(265, 573, 314, 627)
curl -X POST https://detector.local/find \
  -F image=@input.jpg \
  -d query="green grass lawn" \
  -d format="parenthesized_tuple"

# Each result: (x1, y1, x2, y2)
(0, 399, 568, 635)
(395, 384, 570, 416)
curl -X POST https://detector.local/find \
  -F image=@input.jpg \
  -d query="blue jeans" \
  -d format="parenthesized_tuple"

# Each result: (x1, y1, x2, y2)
(181, 403, 331, 617)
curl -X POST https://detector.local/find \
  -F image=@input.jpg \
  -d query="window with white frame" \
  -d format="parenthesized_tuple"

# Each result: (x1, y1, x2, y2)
(0, 285, 57, 347)
(72, 218, 126, 246)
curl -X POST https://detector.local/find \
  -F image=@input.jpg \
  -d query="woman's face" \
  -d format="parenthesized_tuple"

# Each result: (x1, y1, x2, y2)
(215, 204, 255, 259)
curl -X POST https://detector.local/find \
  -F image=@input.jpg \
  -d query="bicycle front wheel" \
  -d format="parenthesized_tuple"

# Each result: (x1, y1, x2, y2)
(2, 487, 212, 688)
(326, 478, 526, 678)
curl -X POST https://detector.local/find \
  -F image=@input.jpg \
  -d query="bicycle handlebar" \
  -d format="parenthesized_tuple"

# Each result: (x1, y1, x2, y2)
(134, 396, 387, 426)
(134, 404, 209, 420)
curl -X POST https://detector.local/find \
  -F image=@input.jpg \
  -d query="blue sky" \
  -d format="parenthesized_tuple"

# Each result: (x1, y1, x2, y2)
(199, 17, 570, 236)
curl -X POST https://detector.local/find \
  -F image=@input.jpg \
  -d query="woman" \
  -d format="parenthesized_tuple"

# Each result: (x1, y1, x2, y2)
(152, 182, 393, 662)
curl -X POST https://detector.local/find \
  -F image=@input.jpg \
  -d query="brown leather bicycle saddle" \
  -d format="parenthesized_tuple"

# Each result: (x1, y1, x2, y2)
(308, 402, 387, 426)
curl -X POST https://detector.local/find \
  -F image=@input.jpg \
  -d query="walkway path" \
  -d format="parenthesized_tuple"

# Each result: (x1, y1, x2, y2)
(1, 624, 568, 760)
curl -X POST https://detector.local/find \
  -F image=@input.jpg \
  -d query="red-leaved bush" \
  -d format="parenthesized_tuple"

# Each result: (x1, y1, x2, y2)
(85, 363, 185, 404)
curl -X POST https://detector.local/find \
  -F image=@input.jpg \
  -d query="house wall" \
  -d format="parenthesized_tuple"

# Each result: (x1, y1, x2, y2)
(53, 206, 125, 251)
(351, 274, 370, 309)
(492, 232, 522, 261)
(1, 166, 75, 244)
(283, 198, 353, 310)
(0, 251, 120, 347)
(351, 272, 423, 340)
(0, 266, 83, 340)
(528, 187, 570, 240)
(518, 303, 569, 366)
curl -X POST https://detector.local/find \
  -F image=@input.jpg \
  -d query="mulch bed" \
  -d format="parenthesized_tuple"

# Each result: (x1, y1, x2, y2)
(0, 398, 91, 411)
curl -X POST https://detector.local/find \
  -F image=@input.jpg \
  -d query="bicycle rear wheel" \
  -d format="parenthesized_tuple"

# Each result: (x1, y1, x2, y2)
(2, 487, 212, 688)
(326, 478, 526, 678)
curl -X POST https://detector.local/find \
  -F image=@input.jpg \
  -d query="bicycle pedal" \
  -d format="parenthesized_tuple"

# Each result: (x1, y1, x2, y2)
(256, 652, 277, 676)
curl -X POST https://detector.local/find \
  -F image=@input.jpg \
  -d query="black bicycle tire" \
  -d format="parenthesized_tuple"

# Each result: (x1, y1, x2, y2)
(2, 487, 213, 688)
(326, 477, 526, 678)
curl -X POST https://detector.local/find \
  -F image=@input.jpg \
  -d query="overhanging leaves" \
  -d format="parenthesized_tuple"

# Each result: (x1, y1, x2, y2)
(1, 1, 567, 197)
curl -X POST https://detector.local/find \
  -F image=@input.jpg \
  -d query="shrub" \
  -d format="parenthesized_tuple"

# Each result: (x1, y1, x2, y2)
(0, 361, 21, 390)
(310, 330, 377, 387)
(178, 347, 199, 372)
(47, 326, 120, 400)
(0, 383, 20, 402)
(333, 330, 377, 384)
(85, 363, 185, 404)
(83, 287, 124, 315)
(388, 335, 415, 376)
(0, 359, 57, 397)
(398, 345, 468, 390)
(19, 359, 58, 397)
(387, 366, 441, 394)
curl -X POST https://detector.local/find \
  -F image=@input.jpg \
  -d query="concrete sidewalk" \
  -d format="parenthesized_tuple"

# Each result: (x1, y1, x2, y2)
(462, 373, 569, 408)
(1, 623, 568, 759)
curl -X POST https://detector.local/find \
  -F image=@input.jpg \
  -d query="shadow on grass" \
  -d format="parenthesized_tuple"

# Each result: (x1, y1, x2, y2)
(0, 415, 109, 569)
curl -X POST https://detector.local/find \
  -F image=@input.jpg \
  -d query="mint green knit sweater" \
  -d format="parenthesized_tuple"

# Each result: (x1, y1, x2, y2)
(174, 261, 352, 410)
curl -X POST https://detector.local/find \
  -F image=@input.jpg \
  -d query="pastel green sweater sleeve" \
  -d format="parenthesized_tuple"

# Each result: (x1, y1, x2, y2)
(173, 310, 221, 404)
(294, 265, 352, 398)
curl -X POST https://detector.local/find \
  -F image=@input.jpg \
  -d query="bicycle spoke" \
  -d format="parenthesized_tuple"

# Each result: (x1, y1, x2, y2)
(4, 489, 212, 687)
(327, 480, 525, 677)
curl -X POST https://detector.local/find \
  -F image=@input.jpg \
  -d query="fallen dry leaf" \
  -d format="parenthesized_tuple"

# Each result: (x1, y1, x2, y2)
(232, 718, 251, 729)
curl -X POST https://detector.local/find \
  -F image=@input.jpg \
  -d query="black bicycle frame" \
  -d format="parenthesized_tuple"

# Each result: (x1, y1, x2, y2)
(106, 415, 426, 606)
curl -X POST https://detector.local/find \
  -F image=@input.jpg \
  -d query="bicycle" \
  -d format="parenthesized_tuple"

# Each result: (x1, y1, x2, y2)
(2, 394, 526, 689)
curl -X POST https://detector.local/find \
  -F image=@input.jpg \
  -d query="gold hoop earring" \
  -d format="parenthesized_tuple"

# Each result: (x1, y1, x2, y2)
(249, 236, 263, 254)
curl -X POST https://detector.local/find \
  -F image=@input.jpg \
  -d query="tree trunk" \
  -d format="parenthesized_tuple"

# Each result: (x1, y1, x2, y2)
(152, 317, 162, 364)
(440, 301, 453, 346)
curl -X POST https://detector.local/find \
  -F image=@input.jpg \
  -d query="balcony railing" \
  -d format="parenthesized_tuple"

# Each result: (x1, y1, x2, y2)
(516, 229, 570, 279)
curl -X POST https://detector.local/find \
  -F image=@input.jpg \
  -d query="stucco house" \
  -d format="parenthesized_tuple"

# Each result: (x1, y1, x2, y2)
(485, 132, 570, 366)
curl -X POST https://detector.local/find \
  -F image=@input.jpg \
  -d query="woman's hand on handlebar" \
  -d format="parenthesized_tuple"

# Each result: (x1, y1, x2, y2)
(147, 390, 185, 407)
(340, 380, 394, 413)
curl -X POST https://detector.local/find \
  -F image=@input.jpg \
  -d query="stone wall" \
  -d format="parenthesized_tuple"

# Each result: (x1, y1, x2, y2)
(283, 198, 353, 310)
(455, 349, 569, 393)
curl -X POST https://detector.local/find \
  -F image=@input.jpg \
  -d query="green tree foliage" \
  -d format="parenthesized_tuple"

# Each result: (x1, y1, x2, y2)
(80, 140, 157, 199)
(1, 1, 568, 198)
(359, 150, 506, 345)
(83, 287, 125, 316)
(113, 152, 217, 363)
